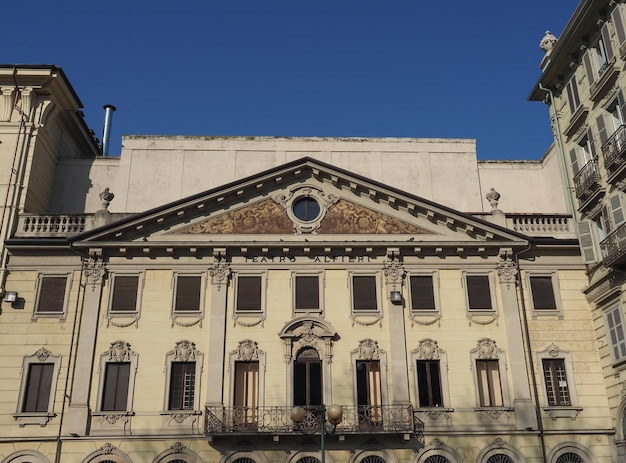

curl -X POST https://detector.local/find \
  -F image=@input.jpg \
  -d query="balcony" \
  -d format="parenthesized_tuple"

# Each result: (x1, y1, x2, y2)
(507, 215, 574, 238)
(15, 214, 94, 238)
(205, 405, 423, 442)
(601, 222, 626, 267)
(573, 160, 604, 211)
(602, 125, 626, 182)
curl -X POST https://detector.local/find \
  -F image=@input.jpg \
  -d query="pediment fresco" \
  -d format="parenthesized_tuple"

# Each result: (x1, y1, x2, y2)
(172, 198, 432, 235)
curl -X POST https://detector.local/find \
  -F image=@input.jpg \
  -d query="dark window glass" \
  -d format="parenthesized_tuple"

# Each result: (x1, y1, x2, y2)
(293, 197, 320, 222)
(236, 276, 262, 312)
(410, 275, 436, 311)
(294, 348, 322, 406)
(22, 363, 53, 412)
(101, 362, 130, 411)
(169, 362, 196, 410)
(466, 275, 492, 311)
(543, 359, 571, 406)
(295, 276, 319, 311)
(174, 276, 202, 312)
(530, 276, 557, 310)
(353, 276, 377, 311)
(417, 360, 443, 407)
(36, 276, 67, 313)
(110, 276, 139, 312)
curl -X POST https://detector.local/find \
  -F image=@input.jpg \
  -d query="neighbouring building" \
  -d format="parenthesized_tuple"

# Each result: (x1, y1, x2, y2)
(530, 1, 626, 461)
(0, 41, 616, 463)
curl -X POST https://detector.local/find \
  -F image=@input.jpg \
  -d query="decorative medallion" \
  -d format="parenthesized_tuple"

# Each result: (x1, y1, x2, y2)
(472, 338, 500, 359)
(105, 340, 133, 362)
(169, 340, 198, 361)
(414, 339, 441, 360)
(236, 339, 259, 361)
(171, 441, 185, 452)
(35, 347, 51, 362)
(101, 443, 116, 455)
(356, 339, 380, 360)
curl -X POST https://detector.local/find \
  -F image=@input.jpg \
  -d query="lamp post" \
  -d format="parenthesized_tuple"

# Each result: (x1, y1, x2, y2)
(290, 404, 343, 463)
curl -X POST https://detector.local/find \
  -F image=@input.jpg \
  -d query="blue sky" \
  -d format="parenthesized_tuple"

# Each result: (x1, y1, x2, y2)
(5, 1, 577, 159)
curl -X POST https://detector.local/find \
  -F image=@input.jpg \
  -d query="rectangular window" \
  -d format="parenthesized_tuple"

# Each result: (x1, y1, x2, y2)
(476, 359, 503, 407)
(22, 363, 54, 413)
(295, 275, 320, 312)
(168, 362, 196, 410)
(236, 276, 262, 312)
(101, 363, 130, 411)
(542, 359, 571, 406)
(409, 275, 436, 311)
(110, 275, 139, 313)
(352, 275, 378, 312)
(466, 275, 493, 311)
(530, 276, 557, 310)
(35, 276, 67, 313)
(356, 360, 382, 425)
(416, 360, 443, 407)
(234, 361, 259, 429)
(174, 275, 202, 312)
(606, 305, 626, 361)
(612, 4, 626, 50)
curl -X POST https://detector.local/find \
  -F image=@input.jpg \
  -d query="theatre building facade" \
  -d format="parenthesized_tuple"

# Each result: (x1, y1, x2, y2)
(0, 65, 617, 462)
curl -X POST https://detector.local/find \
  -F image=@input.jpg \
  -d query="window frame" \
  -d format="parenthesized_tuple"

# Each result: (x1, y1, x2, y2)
(350, 339, 389, 414)
(234, 273, 266, 317)
(14, 347, 62, 426)
(470, 338, 511, 409)
(463, 272, 497, 314)
(411, 339, 451, 411)
(407, 272, 440, 314)
(106, 272, 144, 327)
(349, 272, 382, 316)
(565, 74, 581, 115)
(526, 272, 562, 317)
(163, 340, 203, 414)
(95, 341, 138, 414)
(32, 273, 72, 321)
(292, 272, 324, 315)
(537, 343, 582, 419)
(228, 339, 266, 430)
(171, 272, 206, 327)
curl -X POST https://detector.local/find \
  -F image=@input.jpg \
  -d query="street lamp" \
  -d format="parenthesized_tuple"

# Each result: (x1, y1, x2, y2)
(290, 405, 343, 463)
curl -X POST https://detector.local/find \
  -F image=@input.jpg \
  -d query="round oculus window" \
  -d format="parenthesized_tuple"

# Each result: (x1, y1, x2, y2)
(292, 197, 320, 222)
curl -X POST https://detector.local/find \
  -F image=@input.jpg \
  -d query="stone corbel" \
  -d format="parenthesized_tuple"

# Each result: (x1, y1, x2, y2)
(1, 87, 15, 122)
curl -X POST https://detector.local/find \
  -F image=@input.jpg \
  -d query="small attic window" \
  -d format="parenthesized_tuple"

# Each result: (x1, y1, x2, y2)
(292, 197, 320, 222)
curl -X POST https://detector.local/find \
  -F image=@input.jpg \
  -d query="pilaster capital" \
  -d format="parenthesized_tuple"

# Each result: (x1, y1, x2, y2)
(496, 248, 517, 289)
(209, 261, 231, 290)
(83, 251, 106, 291)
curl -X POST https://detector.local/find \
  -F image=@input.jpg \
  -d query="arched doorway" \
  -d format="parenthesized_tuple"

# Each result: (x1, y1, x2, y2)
(294, 347, 322, 406)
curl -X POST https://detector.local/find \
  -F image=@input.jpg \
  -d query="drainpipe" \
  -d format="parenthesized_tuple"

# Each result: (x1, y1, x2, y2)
(515, 244, 547, 463)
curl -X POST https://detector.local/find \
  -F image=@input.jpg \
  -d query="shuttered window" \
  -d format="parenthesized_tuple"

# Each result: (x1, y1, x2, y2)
(409, 275, 436, 311)
(101, 363, 130, 411)
(36, 276, 67, 313)
(606, 305, 626, 361)
(110, 276, 139, 313)
(612, 4, 626, 49)
(295, 275, 319, 311)
(174, 276, 201, 312)
(236, 276, 262, 312)
(565, 76, 580, 115)
(352, 275, 378, 311)
(576, 220, 598, 263)
(22, 363, 54, 412)
(530, 276, 557, 310)
(466, 275, 492, 311)
(476, 359, 503, 407)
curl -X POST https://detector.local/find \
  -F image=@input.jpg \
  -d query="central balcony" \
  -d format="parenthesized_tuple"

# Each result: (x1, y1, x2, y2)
(205, 405, 423, 441)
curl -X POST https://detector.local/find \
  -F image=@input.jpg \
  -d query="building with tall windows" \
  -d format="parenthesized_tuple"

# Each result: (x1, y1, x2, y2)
(530, 1, 626, 461)
(0, 58, 617, 462)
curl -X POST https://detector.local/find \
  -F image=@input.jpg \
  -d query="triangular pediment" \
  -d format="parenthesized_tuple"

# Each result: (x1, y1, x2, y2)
(69, 157, 528, 254)
(172, 198, 432, 235)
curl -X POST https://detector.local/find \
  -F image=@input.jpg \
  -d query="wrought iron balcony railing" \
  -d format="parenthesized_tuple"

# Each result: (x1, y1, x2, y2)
(602, 125, 626, 172)
(600, 222, 626, 267)
(573, 159, 601, 199)
(205, 405, 422, 440)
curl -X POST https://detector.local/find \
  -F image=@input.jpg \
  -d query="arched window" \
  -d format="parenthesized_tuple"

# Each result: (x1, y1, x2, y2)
(295, 457, 320, 463)
(555, 454, 584, 463)
(424, 457, 451, 463)
(486, 456, 513, 463)
(294, 347, 322, 406)
(360, 457, 385, 463)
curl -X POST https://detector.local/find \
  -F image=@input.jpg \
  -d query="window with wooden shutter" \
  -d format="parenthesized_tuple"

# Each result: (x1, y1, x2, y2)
(542, 359, 571, 406)
(295, 275, 320, 312)
(576, 220, 598, 263)
(466, 275, 493, 311)
(174, 275, 202, 312)
(101, 362, 130, 411)
(476, 359, 503, 407)
(566, 76, 580, 115)
(110, 275, 139, 313)
(35, 276, 67, 313)
(612, 4, 626, 49)
(236, 276, 262, 312)
(530, 276, 558, 310)
(352, 275, 378, 312)
(22, 363, 54, 412)
(409, 275, 436, 311)
(606, 305, 626, 361)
